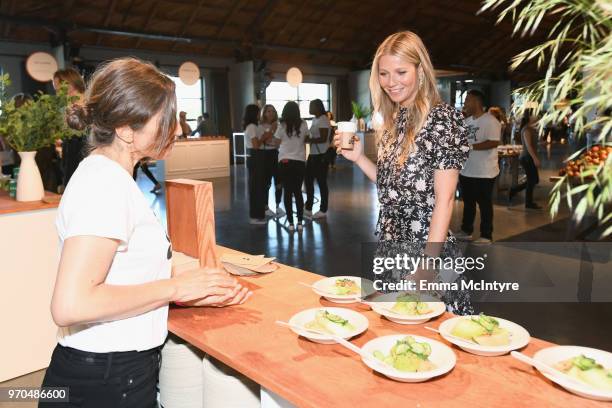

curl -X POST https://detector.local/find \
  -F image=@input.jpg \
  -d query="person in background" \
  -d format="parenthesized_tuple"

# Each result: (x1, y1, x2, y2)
(191, 112, 218, 136)
(325, 111, 338, 169)
(258, 104, 284, 217)
(456, 89, 501, 245)
(179, 111, 192, 137)
(489, 106, 510, 145)
(274, 101, 310, 232)
(244, 104, 267, 224)
(41, 57, 249, 408)
(53, 68, 86, 188)
(509, 109, 542, 209)
(133, 159, 162, 194)
(304, 99, 331, 220)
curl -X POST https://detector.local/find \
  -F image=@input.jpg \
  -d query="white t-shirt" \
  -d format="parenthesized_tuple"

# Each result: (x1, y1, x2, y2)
(275, 121, 309, 162)
(56, 155, 171, 353)
(309, 115, 331, 155)
(461, 112, 501, 178)
(257, 122, 279, 150)
(244, 123, 259, 149)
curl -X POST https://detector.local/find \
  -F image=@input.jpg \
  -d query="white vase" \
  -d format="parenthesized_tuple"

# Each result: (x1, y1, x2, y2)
(16, 151, 44, 202)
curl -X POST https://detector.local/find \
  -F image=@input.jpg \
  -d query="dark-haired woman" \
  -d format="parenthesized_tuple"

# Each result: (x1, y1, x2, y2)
(509, 109, 542, 209)
(273, 101, 310, 232)
(258, 104, 284, 217)
(304, 99, 331, 220)
(244, 104, 267, 224)
(53, 68, 86, 187)
(40, 57, 249, 408)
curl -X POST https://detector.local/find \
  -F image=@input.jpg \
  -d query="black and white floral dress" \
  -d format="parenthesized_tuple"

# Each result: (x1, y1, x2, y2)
(375, 103, 474, 315)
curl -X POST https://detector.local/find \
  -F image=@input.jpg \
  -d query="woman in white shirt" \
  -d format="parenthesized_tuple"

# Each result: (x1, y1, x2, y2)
(244, 104, 268, 224)
(258, 104, 284, 217)
(274, 101, 310, 231)
(304, 99, 331, 219)
(41, 57, 250, 407)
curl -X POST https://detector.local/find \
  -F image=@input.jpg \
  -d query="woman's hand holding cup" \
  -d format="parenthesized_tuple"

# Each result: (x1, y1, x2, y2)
(333, 121, 363, 162)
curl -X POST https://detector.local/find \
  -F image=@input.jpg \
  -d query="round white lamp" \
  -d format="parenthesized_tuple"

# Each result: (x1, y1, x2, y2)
(286, 67, 302, 88)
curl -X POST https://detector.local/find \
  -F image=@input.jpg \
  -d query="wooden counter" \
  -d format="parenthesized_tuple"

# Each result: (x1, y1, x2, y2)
(0, 190, 60, 215)
(168, 246, 606, 408)
(165, 137, 230, 179)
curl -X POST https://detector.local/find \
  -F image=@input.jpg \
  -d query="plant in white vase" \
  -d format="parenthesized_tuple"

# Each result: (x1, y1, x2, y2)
(0, 74, 78, 201)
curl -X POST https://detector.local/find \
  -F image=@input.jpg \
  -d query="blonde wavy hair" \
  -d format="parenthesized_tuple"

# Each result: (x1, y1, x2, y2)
(369, 31, 441, 164)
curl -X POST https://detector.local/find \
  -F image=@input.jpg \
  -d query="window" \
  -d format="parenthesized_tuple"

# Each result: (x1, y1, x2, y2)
(171, 76, 205, 129)
(265, 81, 331, 123)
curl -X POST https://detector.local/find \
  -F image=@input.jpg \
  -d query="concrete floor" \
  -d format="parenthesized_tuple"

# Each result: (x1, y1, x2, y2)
(2, 143, 610, 396)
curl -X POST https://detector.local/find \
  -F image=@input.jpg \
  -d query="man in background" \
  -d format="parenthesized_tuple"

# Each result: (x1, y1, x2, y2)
(456, 89, 501, 245)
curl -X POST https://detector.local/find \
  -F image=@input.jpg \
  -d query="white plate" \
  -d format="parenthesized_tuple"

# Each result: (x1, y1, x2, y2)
(533, 346, 612, 401)
(438, 316, 530, 356)
(360, 334, 456, 382)
(287, 307, 369, 344)
(311, 276, 375, 303)
(370, 301, 446, 325)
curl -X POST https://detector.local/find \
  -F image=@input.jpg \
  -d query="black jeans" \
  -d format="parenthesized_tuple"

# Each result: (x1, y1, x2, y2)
(459, 175, 496, 239)
(305, 153, 329, 213)
(247, 149, 266, 219)
(279, 159, 306, 224)
(39, 344, 161, 408)
(263, 149, 282, 206)
(511, 155, 540, 205)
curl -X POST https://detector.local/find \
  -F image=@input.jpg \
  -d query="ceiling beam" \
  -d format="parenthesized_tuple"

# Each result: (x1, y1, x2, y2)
(204, 0, 247, 55)
(170, 0, 207, 51)
(243, 0, 277, 44)
(2, 0, 16, 38)
(95, 0, 119, 46)
(134, 0, 159, 49)
(0, 13, 365, 59)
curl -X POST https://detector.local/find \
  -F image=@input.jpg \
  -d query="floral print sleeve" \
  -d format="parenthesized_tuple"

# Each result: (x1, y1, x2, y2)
(430, 105, 470, 171)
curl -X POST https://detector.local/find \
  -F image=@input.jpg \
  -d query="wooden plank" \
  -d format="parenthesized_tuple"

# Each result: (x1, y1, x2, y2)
(168, 245, 609, 408)
(165, 179, 219, 268)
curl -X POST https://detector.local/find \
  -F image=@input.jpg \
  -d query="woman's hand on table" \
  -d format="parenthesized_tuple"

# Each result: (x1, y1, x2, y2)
(172, 267, 252, 307)
(333, 129, 363, 162)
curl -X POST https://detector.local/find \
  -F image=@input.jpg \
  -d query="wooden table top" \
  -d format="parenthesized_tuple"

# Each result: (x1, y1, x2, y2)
(168, 246, 607, 408)
(0, 190, 60, 215)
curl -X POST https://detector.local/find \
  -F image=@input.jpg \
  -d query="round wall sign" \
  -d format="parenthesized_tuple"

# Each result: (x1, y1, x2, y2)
(178, 61, 200, 86)
(25, 52, 58, 82)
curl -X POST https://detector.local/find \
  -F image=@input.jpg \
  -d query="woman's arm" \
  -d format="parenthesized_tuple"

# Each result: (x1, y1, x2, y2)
(425, 169, 459, 256)
(523, 128, 541, 167)
(306, 128, 329, 144)
(51, 236, 243, 327)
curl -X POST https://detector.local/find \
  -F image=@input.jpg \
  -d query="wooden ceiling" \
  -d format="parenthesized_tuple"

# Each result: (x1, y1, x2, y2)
(0, 0, 550, 79)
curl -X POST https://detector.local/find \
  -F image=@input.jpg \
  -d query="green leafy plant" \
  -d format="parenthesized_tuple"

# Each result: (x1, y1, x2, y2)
(351, 101, 371, 120)
(0, 74, 79, 152)
(480, 0, 611, 237)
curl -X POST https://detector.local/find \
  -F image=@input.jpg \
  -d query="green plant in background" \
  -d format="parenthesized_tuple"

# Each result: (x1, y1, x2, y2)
(0, 74, 79, 152)
(480, 0, 611, 237)
(351, 101, 371, 120)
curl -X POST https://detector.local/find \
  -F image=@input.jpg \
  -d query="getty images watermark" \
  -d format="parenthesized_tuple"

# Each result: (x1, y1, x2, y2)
(371, 253, 520, 293)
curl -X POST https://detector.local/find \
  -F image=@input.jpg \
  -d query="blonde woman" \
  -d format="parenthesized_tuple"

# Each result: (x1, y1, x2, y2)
(335, 31, 473, 315)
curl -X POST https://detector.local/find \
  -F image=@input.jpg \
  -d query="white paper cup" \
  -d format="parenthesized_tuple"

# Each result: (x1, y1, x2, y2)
(337, 121, 357, 150)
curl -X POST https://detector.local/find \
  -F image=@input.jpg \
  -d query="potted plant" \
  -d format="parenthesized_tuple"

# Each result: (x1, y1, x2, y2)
(351, 101, 371, 132)
(0, 74, 77, 201)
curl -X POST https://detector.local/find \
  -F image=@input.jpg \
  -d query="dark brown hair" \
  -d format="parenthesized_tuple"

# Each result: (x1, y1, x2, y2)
(67, 58, 177, 157)
(53, 68, 85, 94)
